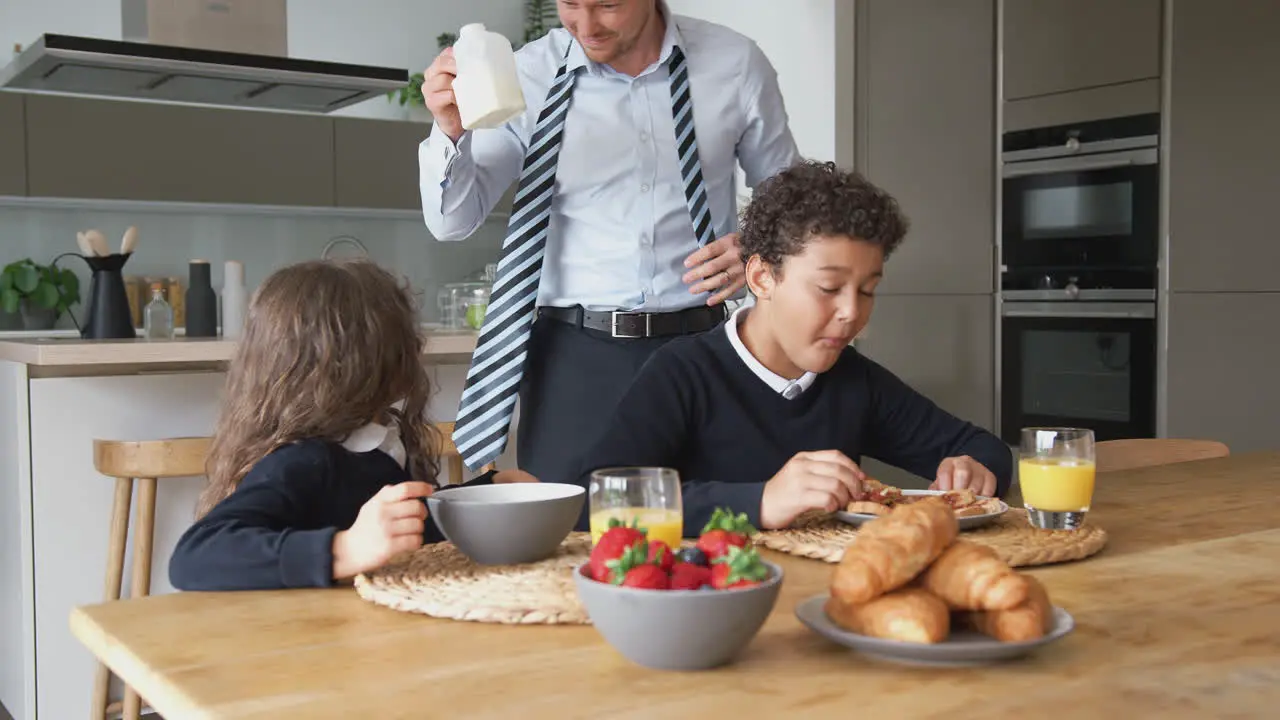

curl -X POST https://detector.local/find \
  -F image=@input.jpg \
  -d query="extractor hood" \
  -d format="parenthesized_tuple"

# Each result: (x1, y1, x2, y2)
(0, 33, 409, 113)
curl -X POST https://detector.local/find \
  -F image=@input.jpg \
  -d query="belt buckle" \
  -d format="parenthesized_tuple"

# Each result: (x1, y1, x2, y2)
(610, 311, 651, 338)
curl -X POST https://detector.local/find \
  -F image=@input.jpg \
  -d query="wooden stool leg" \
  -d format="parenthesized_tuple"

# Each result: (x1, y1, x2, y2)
(92, 477, 133, 720)
(448, 455, 464, 486)
(121, 477, 157, 720)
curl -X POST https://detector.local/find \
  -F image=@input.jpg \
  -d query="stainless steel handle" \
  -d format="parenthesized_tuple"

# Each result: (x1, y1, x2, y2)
(1002, 147, 1157, 178)
(1001, 302, 1155, 319)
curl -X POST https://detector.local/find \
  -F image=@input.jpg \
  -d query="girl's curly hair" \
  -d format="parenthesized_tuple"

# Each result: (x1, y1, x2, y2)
(738, 160, 910, 271)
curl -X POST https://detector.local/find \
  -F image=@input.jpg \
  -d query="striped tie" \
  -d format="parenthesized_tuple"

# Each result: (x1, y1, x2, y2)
(453, 44, 715, 471)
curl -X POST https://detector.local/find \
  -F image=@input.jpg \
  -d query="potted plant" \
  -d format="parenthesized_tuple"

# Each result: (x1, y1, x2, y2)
(0, 258, 81, 330)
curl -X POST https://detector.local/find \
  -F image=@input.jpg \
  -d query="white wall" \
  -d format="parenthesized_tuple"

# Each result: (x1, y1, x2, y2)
(667, 0, 856, 192)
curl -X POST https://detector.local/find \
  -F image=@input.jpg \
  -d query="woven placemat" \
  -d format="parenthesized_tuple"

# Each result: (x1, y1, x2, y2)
(353, 533, 592, 625)
(754, 509, 1107, 568)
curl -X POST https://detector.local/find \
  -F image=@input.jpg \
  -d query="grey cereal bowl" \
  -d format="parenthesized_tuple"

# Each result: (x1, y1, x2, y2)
(573, 561, 784, 671)
(426, 482, 585, 565)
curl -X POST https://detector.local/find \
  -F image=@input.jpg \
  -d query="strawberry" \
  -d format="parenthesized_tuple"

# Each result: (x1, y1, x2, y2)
(669, 561, 712, 590)
(697, 507, 756, 561)
(589, 517, 647, 584)
(606, 540, 668, 589)
(621, 563, 670, 590)
(710, 545, 771, 590)
(646, 540, 675, 573)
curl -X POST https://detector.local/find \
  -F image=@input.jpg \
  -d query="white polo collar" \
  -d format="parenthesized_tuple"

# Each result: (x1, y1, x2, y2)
(725, 305, 816, 399)
(341, 402, 407, 468)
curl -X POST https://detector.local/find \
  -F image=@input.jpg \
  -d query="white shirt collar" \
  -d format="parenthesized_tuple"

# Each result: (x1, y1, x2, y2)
(725, 305, 816, 399)
(341, 402, 408, 468)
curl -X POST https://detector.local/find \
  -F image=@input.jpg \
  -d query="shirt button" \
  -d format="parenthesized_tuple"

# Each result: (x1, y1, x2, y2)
(640, 131, 649, 141)
(640, 184, 650, 192)
(641, 234, 651, 245)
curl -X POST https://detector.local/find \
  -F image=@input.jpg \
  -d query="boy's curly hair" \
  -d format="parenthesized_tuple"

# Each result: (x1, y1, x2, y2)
(738, 160, 910, 270)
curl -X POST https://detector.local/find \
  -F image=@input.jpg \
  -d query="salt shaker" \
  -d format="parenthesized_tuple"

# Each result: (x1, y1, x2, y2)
(221, 260, 247, 339)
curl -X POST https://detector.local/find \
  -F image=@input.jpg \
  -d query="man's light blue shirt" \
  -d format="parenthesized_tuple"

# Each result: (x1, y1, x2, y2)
(419, 8, 799, 312)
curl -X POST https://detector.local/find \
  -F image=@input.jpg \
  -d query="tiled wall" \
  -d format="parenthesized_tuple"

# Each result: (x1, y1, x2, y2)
(0, 203, 507, 330)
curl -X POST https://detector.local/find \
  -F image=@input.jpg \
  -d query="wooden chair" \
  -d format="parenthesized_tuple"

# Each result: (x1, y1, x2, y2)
(92, 436, 212, 720)
(1095, 438, 1230, 474)
(435, 421, 496, 484)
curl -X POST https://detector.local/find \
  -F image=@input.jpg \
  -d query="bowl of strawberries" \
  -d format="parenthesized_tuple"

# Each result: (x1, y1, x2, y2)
(573, 508, 783, 671)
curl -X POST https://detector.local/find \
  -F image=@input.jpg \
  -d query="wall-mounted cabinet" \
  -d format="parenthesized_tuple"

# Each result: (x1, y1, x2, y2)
(334, 117, 430, 210)
(1003, 0, 1162, 101)
(858, 0, 996, 296)
(25, 94, 336, 207)
(0, 92, 26, 196)
(1167, 0, 1280, 292)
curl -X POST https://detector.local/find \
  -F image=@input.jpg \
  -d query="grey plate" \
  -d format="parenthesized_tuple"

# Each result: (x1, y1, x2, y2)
(834, 489, 1009, 531)
(795, 594, 1074, 667)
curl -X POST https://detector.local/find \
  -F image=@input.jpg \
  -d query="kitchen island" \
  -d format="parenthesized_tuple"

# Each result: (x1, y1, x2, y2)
(0, 329, 505, 720)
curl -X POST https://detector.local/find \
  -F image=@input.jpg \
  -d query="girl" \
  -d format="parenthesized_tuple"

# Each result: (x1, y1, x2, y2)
(573, 160, 1012, 534)
(169, 259, 534, 591)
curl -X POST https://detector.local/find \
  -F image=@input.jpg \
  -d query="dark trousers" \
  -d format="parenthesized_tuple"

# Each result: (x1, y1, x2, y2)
(516, 316, 678, 525)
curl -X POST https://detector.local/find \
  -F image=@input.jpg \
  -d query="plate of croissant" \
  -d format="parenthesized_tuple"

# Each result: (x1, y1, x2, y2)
(838, 481, 1008, 531)
(796, 497, 1074, 666)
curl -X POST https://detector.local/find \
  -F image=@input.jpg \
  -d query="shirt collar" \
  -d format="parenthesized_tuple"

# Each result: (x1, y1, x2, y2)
(725, 305, 817, 399)
(341, 420, 407, 468)
(563, 0, 682, 77)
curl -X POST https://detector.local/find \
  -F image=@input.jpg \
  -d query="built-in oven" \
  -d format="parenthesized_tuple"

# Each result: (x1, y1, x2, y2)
(1002, 113, 1160, 274)
(999, 276, 1157, 445)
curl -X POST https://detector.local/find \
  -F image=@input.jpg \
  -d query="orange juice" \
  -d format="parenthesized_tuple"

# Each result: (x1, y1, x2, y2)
(590, 507, 683, 549)
(1019, 457, 1096, 512)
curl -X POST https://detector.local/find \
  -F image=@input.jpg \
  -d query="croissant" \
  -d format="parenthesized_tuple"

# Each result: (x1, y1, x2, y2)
(831, 497, 958, 604)
(824, 587, 950, 644)
(964, 574, 1053, 642)
(919, 540, 1029, 611)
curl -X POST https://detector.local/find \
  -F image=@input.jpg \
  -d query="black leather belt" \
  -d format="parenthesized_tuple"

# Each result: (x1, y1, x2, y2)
(538, 304, 727, 338)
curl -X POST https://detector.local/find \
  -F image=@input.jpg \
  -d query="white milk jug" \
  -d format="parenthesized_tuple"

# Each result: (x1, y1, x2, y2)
(452, 23, 527, 130)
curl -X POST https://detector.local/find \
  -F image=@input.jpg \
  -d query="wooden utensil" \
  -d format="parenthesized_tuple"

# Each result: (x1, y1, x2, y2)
(121, 226, 138, 255)
(76, 231, 94, 256)
(84, 229, 111, 257)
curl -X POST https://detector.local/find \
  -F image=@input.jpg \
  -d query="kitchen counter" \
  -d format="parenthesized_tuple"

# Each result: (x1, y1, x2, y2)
(0, 329, 479, 374)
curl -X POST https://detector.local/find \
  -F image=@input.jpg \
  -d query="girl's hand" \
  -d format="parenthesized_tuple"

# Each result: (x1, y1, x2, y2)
(494, 469, 539, 484)
(331, 481, 433, 580)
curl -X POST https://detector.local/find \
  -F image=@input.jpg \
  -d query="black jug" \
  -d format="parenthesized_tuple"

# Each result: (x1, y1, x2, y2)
(80, 253, 137, 339)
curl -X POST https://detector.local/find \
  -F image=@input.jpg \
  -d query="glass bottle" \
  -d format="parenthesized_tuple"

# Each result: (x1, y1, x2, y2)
(143, 283, 174, 340)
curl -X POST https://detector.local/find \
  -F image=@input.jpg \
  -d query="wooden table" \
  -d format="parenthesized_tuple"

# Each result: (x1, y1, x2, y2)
(71, 452, 1280, 719)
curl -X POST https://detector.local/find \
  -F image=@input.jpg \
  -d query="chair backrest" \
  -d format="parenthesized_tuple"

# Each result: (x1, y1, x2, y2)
(93, 437, 213, 479)
(1095, 438, 1230, 474)
(434, 421, 495, 484)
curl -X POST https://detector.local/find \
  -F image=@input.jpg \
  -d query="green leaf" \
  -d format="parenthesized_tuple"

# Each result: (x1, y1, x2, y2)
(1, 288, 18, 314)
(58, 269, 80, 301)
(0, 270, 11, 293)
(31, 281, 60, 309)
(14, 264, 39, 293)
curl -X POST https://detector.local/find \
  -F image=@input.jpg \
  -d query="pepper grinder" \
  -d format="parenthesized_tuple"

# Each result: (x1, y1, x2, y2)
(185, 260, 219, 337)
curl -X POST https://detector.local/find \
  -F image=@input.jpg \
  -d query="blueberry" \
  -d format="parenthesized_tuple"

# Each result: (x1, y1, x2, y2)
(674, 546, 709, 566)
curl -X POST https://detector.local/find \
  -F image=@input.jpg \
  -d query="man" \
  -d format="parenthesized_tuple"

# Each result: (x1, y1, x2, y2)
(419, 0, 800, 483)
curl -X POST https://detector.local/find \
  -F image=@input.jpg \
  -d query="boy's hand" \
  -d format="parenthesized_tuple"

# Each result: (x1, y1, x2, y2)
(332, 481, 433, 580)
(931, 456, 997, 497)
(494, 469, 539, 484)
(760, 450, 867, 529)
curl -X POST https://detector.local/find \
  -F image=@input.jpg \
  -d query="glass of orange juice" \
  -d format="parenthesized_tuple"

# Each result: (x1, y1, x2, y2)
(1019, 427, 1097, 530)
(588, 467, 683, 549)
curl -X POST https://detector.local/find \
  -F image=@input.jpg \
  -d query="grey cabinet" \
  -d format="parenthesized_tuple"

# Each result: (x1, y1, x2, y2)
(856, 294, 996, 486)
(0, 91, 25, 195)
(25, 94, 335, 207)
(1167, 0, 1280, 292)
(858, 0, 995, 296)
(1003, 0, 1162, 101)
(334, 117, 430, 210)
(1166, 293, 1280, 454)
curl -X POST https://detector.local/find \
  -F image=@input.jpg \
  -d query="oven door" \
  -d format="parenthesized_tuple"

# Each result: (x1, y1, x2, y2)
(1002, 149, 1159, 270)
(1000, 301, 1157, 444)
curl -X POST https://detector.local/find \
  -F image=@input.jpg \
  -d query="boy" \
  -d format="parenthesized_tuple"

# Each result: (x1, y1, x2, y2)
(573, 160, 1011, 533)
